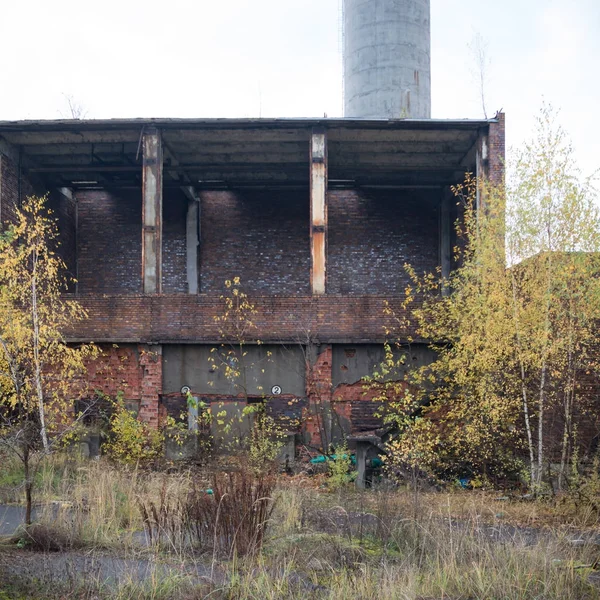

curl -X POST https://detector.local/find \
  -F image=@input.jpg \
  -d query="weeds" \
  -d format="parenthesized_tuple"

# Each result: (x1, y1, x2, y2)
(326, 444, 355, 491)
(139, 469, 276, 557)
(2, 456, 600, 599)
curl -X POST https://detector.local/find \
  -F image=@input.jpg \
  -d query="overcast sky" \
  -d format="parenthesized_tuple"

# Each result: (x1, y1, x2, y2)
(0, 0, 598, 177)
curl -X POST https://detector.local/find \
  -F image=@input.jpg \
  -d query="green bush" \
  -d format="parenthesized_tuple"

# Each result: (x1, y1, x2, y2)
(103, 396, 162, 464)
(328, 443, 355, 490)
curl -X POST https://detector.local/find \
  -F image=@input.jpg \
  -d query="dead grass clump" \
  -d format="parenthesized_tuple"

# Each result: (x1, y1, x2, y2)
(12, 522, 85, 552)
(140, 469, 276, 557)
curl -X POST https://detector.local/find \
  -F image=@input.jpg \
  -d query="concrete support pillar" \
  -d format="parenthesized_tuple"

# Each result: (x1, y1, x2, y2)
(57, 187, 78, 293)
(440, 188, 452, 296)
(188, 396, 199, 431)
(310, 129, 327, 295)
(475, 131, 489, 215)
(355, 442, 370, 489)
(182, 186, 200, 294)
(142, 128, 163, 294)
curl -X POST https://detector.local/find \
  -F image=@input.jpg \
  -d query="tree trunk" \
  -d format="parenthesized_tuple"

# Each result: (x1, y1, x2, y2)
(558, 395, 570, 490)
(536, 252, 553, 489)
(558, 356, 575, 491)
(23, 446, 32, 526)
(537, 362, 547, 488)
(510, 273, 536, 486)
(521, 378, 536, 486)
(31, 249, 49, 453)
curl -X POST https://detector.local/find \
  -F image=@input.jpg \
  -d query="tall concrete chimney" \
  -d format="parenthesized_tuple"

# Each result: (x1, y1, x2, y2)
(343, 0, 431, 119)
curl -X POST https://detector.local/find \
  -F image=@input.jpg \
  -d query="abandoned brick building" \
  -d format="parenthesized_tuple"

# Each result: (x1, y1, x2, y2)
(0, 116, 505, 450)
(0, 0, 506, 454)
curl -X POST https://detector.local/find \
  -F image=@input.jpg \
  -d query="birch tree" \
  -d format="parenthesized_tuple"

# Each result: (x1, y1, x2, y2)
(506, 106, 600, 487)
(384, 107, 600, 489)
(0, 195, 98, 523)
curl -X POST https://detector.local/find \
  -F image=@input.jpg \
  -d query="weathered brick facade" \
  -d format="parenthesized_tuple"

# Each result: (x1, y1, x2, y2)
(200, 189, 311, 295)
(48, 189, 77, 292)
(65, 294, 420, 344)
(488, 112, 506, 187)
(0, 154, 20, 226)
(72, 187, 441, 299)
(162, 190, 188, 294)
(139, 346, 162, 428)
(328, 189, 440, 295)
(0, 154, 75, 288)
(0, 117, 507, 446)
(83, 344, 143, 400)
(0, 153, 35, 227)
(77, 343, 162, 429)
(76, 190, 142, 294)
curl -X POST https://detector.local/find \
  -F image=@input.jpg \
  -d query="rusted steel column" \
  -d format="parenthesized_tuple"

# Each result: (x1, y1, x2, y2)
(310, 129, 327, 295)
(142, 128, 163, 294)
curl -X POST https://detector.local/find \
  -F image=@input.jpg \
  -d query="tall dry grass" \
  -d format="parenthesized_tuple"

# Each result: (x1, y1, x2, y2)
(3, 455, 600, 599)
(23, 454, 189, 548)
(139, 469, 276, 556)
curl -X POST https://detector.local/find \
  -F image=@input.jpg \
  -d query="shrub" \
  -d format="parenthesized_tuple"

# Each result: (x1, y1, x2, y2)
(559, 452, 600, 525)
(103, 396, 162, 464)
(246, 406, 284, 475)
(12, 522, 85, 552)
(328, 444, 355, 490)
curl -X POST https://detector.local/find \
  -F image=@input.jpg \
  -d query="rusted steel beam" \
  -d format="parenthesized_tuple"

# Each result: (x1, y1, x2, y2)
(310, 129, 327, 295)
(142, 127, 163, 294)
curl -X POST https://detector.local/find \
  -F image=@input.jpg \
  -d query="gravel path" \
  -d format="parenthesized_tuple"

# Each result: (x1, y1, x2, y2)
(0, 548, 215, 585)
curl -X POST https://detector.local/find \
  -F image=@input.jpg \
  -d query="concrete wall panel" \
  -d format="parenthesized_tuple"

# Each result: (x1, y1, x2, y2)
(162, 344, 306, 397)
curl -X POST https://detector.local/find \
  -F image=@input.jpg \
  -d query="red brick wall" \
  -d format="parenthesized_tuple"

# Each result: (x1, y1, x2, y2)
(328, 189, 440, 295)
(65, 294, 421, 344)
(199, 189, 310, 295)
(488, 112, 506, 187)
(139, 345, 162, 427)
(80, 343, 161, 427)
(0, 153, 36, 228)
(304, 345, 333, 447)
(302, 344, 390, 448)
(48, 190, 77, 292)
(83, 344, 143, 399)
(162, 190, 188, 293)
(76, 189, 142, 294)
(307, 346, 333, 405)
